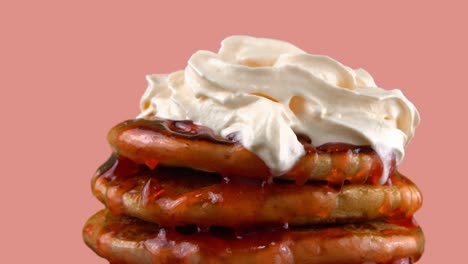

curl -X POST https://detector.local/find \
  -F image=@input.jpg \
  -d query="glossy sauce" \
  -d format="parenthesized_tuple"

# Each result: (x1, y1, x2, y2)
(93, 119, 421, 263)
(96, 154, 140, 214)
(94, 153, 420, 229)
(378, 173, 422, 221)
(90, 210, 423, 264)
(98, 153, 140, 181)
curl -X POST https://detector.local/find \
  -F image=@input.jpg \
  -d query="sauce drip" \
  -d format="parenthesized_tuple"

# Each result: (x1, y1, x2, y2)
(378, 173, 422, 220)
(98, 153, 140, 182)
(109, 119, 392, 186)
(91, 210, 423, 264)
(94, 154, 420, 228)
(89, 118, 422, 263)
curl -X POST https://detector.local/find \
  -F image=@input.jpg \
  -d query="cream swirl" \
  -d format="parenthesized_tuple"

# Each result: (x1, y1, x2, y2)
(138, 35, 420, 183)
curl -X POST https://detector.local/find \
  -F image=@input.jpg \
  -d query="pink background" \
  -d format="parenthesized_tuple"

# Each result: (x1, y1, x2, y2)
(1, 1, 466, 263)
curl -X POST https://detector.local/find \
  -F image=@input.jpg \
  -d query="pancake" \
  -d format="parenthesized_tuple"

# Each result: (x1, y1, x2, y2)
(83, 210, 424, 264)
(92, 155, 422, 227)
(108, 119, 391, 185)
(85, 35, 424, 263)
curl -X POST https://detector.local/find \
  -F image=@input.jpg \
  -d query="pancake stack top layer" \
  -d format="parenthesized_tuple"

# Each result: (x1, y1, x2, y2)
(83, 36, 424, 264)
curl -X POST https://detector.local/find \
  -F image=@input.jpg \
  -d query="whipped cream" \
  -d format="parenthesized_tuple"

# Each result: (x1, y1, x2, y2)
(138, 35, 420, 183)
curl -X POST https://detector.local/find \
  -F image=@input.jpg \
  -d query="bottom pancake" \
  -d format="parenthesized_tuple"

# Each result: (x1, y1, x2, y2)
(83, 210, 424, 264)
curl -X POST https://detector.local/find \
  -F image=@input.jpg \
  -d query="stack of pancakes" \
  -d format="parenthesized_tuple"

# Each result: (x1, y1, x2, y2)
(83, 119, 425, 264)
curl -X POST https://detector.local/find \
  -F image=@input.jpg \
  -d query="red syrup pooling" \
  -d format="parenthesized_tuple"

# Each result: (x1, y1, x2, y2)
(95, 210, 422, 264)
(94, 120, 421, 262)
(110, 119, 394, 186)
(378, 172, 422, 220)
(141, 177, 166, 206)
(95, 153, 419, 228)
(317, 142, 392, 186)
(96, 154, 145, 214)
(93, 155, 421, 263)
(96, 157, 342, 228)
(289, 141, 389, 187)
(98, 153, 140, 182)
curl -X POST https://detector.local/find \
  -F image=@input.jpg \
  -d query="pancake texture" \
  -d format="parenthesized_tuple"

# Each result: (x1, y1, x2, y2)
(84, 119, 425, 263)
(108, 119, 389, 185)
(92, 159, 422, 227)
(83, 210, 424, 264)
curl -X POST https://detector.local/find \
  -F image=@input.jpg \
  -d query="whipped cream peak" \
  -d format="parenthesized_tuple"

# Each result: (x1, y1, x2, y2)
(139, 35, 420, 183)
